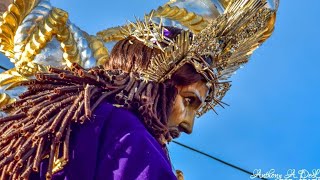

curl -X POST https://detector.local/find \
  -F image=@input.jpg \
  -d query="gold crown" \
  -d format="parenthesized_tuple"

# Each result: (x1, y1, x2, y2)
(98, 0, 278, 115)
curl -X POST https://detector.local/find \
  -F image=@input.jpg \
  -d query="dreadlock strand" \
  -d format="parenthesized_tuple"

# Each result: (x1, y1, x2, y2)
(47, 108, 69, 134)
(113, 75, 130, 86)
(48, 67, 74, 75)
(33, 110, 65, 141)
(0, 154, 14, 169)
(1, 129, 20, 142)
(134, 81, 147, 102)
(88, 87, 102, 105)
(17, 148, 35, 169)
(59, 73, 94, 86)
(56, 92, 84, 141)
(47, 93, 61, 101)
(28, 93, 76, 117)
(12, 149, 33, 175)
(0, 141, 13, 158)
(28, 95, 50, 106)
(0, 139, 8, 149)
(34, 129, 51, 142)
(45, 142, 56, 180)
(14, 134, 33, 161)
(37, 74, 62, 82)
(19, 122, 36, 134)
(0, 121, 14, 135)
(151, 121, 167, 134)
(127, 81, 139, 102)
(159, 83, 168, 125)
(63, 126, 71, 162)
(91, 87, 125, 113)
(70, 63, 85, 72)
(0, 113, 26, 123)
(11, 172, 19, 180)
(53, 85, 83, 94)
(10, 137, 24, 154)
(84, 85, 94, 118)
(34, 96, 76, 125)
(72, 101, 84, 122)
(138, 105, 149, 119)
(111, 71, 127, 81)
(20, 90, 52, 101)
(32, 138, 44, 172)
(153, 93, 160, 120)
(48, 93, 77, 106)
(0, 165, 7, 180)
(78, 115, 87, 124)
(28, 84, 61, 92)
(102, 71, 112, 82)
(146, 83, 153, 98)
(33, 105, 57, 124)
(6, 162, 14, 176)
(18, 90, 39, 100)
(20, 156, 33, 179)
(78, 69, 108, 85)
(12, 117, 31, 129)
(123, 74, 136, 94)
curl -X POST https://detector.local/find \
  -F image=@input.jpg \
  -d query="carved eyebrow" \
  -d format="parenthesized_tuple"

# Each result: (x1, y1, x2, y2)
(183, 91, 204, 102)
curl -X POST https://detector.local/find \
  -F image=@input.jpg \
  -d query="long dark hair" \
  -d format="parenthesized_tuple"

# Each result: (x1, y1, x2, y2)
(105, 27, 205, 86)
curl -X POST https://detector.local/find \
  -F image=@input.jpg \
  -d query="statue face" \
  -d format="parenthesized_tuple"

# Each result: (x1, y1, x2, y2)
(167, 81, 209, 139)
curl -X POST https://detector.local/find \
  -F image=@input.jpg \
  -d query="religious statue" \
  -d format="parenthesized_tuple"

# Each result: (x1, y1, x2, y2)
(0, 0, 279, 179)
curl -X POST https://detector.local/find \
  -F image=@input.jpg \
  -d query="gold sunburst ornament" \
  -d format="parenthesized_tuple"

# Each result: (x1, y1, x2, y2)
(115, 0, 278, 115)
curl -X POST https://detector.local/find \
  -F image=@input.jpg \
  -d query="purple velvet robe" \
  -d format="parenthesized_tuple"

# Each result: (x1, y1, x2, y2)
(30, 101, 177, 180)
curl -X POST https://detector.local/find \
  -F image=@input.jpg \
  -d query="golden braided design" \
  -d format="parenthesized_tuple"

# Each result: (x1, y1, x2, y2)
(0, 0, 39, 58)
(86, 35, 109, 66)
(96, 4, 209, 43)
(57, 25, 81, 67)
(152, 4, 208, 34)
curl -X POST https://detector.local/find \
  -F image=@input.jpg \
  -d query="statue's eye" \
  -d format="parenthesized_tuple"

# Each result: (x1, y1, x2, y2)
(184, 97, 194, 106)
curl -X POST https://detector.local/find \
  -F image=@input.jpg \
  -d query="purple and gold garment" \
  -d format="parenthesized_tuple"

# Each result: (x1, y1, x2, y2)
(30, 101, 177, 180)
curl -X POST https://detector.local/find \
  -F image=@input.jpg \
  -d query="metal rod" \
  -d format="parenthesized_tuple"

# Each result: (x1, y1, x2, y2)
(172, 140, 267, 180)
(0, 65, 9, 71)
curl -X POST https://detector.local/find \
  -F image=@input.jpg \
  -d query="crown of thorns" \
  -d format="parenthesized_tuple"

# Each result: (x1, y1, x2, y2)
(109, 0, 278, 115)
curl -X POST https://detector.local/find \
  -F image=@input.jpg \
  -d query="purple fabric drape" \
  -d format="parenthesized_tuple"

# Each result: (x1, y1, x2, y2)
(30, 101, 177, 180)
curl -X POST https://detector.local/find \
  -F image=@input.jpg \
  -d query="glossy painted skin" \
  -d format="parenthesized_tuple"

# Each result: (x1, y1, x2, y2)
(167, 81, 209, 139)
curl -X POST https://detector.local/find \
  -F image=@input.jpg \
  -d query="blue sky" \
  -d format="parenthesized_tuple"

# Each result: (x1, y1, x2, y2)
(1, 0, 319, 179)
